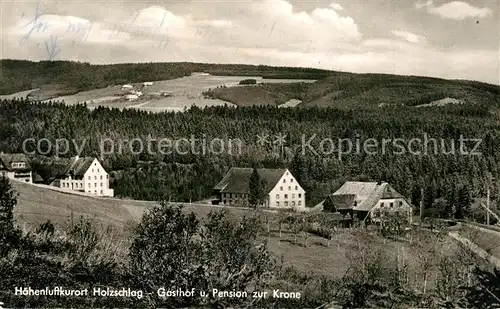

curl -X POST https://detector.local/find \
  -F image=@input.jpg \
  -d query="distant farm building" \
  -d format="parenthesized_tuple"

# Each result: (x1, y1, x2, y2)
(53, 156, 114, 197)
(143, 82, 154, 87)
(0, 153, 32, 183)
(124, 94, 139, 101)
(121, 84, 133, 90)
(213, 168, 306, 210)
(318, 181, 413, 226)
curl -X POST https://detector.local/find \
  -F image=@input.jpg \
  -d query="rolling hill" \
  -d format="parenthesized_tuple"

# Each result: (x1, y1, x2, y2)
(0, 60, 328, 97)
(2, 59, 499, 109)
(206, 72, 500, 109)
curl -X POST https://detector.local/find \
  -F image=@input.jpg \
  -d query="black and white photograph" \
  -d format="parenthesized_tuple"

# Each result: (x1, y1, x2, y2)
(0, 0, 499, 308)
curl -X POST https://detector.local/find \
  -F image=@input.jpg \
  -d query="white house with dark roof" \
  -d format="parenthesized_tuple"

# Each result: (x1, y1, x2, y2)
(0, 153, 32, 183)
(213, 168, 306, 210)
(55, 156, 113, 197)
(319, 181, 413, 224)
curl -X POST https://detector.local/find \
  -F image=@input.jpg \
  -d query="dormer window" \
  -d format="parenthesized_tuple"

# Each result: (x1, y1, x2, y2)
(12, 162, 26, 168)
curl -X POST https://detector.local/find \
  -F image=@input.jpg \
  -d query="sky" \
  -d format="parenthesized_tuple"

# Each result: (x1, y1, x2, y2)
(1, 0, 499, 84)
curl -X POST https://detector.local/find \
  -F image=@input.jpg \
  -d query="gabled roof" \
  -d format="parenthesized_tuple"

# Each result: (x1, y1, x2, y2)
(331, 181, 405, 212)
(63, 156, 95, 177)
(214, 167, 286, 194)
(0, 153, 31, 172)
(33, 172, 44, 183)
(326, 194, 356, 210)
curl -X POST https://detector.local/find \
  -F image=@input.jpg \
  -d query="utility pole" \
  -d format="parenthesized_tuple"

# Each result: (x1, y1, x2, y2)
(487, 187, 490, 225)
(420, 187, 424, 222)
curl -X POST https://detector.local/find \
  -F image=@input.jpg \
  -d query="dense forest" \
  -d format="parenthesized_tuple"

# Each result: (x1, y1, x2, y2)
(1, 98, 499, 219)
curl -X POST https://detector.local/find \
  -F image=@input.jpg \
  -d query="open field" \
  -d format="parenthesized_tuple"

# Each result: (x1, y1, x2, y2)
(20, 75, 315, 112)
(11, 180, 469, 288)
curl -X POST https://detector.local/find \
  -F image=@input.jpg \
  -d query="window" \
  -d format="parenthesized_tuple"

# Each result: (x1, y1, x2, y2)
(92, 169, 94, 173)
(94, 190, 97, 194)
(107, 175, 109, 179)
(280, 186, 283, 191)
(88, 176, 90, 180)
(292, 193, 295, 198)
(101, 183, 103, 187)
(97, 169, 100, 172)
(292, 201, 296, 206)
(276, 194, 279, 199)
(390, 202, 394, 208)
(284, 201, 288, 207)
(380, 202, 385, 208)
(295, 186, 298, 190)
(276, 202, 280, 207)
(100, 190, 103, 194)
(291, 178, 293, 183)
(286, 172, 289, 175)
(298, 201, 302, 206)
(354, 201, 357, 207)
(100, 175, 103, 180)
(288, 186, 291, 190)
(283, 179, 286, 183)
(298, 193, 302, 198)
(223, 200, 226, 204)
(229, 193, 232, 198)
(399, 201, 403, 207)
(284, 194, 288, 199)
(95, 183, 97, 187)
(89, 183, 91, 188)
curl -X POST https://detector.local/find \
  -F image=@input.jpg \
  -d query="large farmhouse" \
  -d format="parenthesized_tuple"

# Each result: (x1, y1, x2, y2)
(0, 153, 32, 183)
(213, 168, 305, 209)
(320, 181, 413, 225)
(53, 156, 114, 197)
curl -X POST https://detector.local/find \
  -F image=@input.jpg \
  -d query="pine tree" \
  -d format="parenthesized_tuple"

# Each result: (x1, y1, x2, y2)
(456, 185, 471, 219)
(249, 167, 265, 208)
(0, 176, 21, 255)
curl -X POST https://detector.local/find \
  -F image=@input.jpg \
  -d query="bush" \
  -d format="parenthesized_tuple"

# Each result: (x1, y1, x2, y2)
(129, 202, 275, 308)
(238, 78, 257, 85)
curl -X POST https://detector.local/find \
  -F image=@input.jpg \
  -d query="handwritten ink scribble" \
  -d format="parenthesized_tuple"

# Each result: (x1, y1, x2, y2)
(44, 36, 61, 61)
(19, 0, 49, 45)
(269, 21, 277, 37)
(109, 10, 140, 39)
(158, 37, 170, 50)
(67, 21, 92, 42)
(108, 9, 171, 50)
